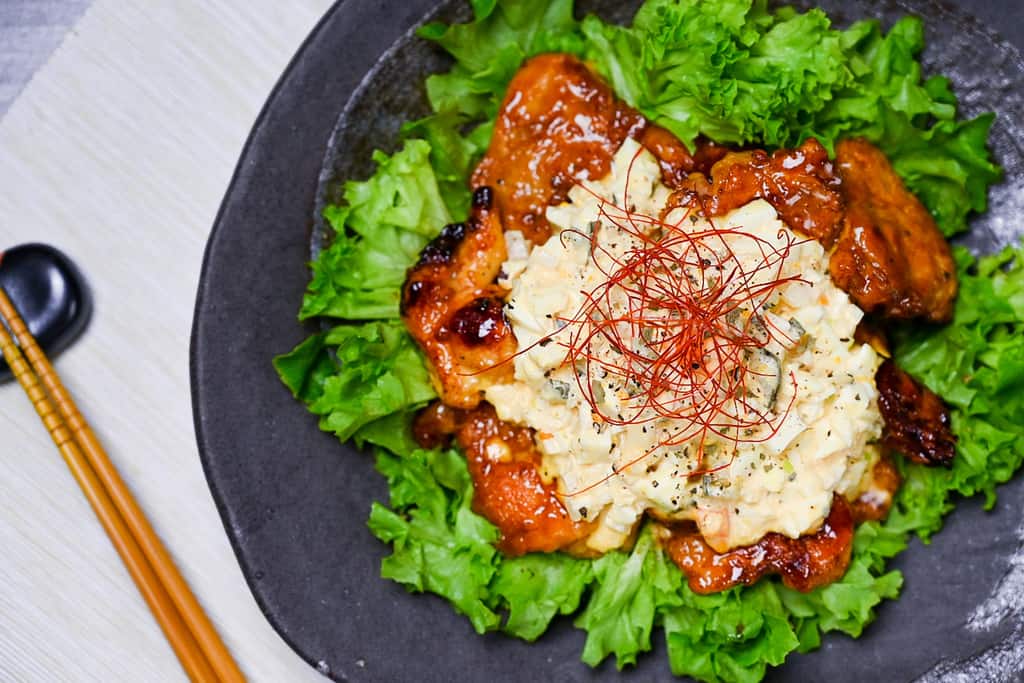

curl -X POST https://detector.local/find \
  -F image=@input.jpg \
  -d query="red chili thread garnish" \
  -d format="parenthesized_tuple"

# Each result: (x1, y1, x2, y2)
(462, 144, 812, 497)
(551, 148, 811, 495)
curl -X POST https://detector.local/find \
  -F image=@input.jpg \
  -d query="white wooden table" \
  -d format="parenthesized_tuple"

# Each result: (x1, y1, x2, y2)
(0, 2, 336, 680)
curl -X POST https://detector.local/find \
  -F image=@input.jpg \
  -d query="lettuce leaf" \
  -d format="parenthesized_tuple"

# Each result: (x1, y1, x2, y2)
(272, 332, 335, 403)
(880, 112, 1001, 237)
(581, 3, 1001, 235)
(417, 0, 585, 121)
(581, 0, 846, 147)
(369, 446, 502, 633)
(490, 552, 593, 641)
(400, 112, 493, 220)
(369, 445, 597, 638)
(273, 320, 436, 448)
(664, 582, 799, 683)
(300, 140, 452, 321)
(890, 246, 1024, 534)
(576, 528, 684, 668)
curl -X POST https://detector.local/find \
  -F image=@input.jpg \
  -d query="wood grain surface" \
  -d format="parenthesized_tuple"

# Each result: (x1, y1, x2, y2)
(0, 2, 335, 680)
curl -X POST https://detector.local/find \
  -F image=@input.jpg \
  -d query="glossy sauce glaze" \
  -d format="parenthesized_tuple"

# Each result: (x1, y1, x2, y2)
(472, 53, 695, 245)
(663, 495, 854, 594)
(401, 187, 516, 408)
(876, 359, 957, 466)
(830, 138, 958, 323)
(413, 401, 594, 555)
(665, 138, 845, 247)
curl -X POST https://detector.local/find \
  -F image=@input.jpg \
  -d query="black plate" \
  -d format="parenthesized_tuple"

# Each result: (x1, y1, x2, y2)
(191, 1, 1024, 681)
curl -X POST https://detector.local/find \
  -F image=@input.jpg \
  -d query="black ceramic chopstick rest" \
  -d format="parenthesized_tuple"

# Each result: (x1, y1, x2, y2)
(0, 244, 92, 382)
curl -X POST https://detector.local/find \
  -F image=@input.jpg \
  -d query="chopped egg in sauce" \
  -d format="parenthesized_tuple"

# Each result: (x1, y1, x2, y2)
(485, 139, 884, 553)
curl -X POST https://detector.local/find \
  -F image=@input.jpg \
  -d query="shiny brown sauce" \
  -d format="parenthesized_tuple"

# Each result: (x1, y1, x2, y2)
(413, 401, 594, 555)
(663, 495, 855, 594)
(472, 53, 695, 245)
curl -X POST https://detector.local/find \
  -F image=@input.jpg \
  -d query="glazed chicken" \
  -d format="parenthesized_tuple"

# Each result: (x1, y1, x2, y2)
(849, 457, 902, 523)
(663, 495, 854, 594)
(473, 53, 699, 245)
(402, 52, 959, 593)
(413, 401, 594, 556)
(665, 136, 958, 326)
(401, 187, 516, 409)
(830, 139, 958, 323)
(664, 138, 846, 247)
(876, 359, 957, 466)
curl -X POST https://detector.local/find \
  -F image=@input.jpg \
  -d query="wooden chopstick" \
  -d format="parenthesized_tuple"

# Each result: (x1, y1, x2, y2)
(0, 287, 245, 683)
(0, 317, 219, 681)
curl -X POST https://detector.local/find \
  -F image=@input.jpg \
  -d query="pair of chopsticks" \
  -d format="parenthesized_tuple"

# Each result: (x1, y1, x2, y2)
(0, 287, 245, 683)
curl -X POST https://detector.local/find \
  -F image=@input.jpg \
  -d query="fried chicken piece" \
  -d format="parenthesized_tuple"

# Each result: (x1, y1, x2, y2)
(663, 495, 854, 594)
(830, 138, 958, 322)
(639, 126, 719, 187)
(854, 318, 892, 359)
(401, 188, 516, 409)
(413, 401, 594, 556)
(876, 359, 956, 466)
(850, 456, 901, 523)
(411, 400, 465, 450)
(664, 136, 957, 321)
(689, 137, 733, 176)
(472, 53, 696, 245)
(663, 138, 845, 246)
